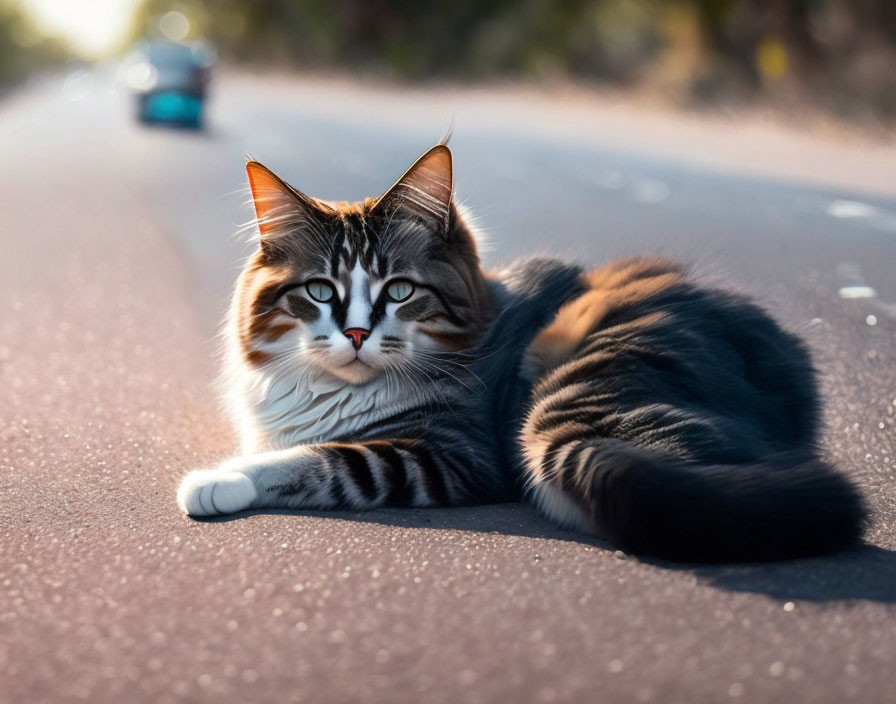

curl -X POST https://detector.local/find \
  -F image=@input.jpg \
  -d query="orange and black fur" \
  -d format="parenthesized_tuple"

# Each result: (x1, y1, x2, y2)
(178, 144, 865, 562)
(519, 258, 864, 561)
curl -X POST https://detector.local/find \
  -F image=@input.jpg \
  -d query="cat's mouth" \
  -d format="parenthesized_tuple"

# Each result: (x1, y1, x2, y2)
(330, 355, 382, 385)
(339, 356, 375, 372)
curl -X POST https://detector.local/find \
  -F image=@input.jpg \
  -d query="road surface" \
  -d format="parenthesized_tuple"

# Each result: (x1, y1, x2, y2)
(1, 70, 895, 703)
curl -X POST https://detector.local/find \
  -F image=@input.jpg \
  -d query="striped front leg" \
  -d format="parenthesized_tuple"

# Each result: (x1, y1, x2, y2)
(177, 439, 481, 517)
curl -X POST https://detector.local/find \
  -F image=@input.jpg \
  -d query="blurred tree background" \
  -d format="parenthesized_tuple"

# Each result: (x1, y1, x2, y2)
(130, 0, 896, 120)
(20, 0, 896, 122)
(0, 0, 70, 87)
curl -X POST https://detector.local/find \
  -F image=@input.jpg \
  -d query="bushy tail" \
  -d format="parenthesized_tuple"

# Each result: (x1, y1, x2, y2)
(528, 440, 867, 562)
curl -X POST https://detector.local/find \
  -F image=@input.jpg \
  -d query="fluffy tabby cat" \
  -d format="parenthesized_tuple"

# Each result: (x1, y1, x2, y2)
(177, 144, 866, 562)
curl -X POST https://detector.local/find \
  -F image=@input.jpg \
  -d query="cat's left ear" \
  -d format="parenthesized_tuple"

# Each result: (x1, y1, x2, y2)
(374, 145, 453, 232)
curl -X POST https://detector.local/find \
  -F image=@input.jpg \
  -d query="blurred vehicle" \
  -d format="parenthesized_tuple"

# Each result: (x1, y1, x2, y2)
(124, 39, 214, 128)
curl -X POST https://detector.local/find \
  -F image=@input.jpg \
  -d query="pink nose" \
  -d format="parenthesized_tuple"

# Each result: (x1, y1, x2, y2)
(343, 328, 370, 350)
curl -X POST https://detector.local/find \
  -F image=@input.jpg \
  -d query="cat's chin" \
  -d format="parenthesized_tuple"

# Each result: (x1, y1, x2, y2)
(326, 359, 383, 386)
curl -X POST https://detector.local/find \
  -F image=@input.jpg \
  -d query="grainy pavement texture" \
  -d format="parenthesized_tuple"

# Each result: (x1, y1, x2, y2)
(1, 71, 895, 703)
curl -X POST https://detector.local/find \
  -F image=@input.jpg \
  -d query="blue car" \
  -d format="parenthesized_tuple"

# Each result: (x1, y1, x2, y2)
(126, 39, 213, 128)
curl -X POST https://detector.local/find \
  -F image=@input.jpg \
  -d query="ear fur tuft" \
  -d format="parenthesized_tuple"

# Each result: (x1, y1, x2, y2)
(245, 161, 329, 248)
(375, 145, 453, 231)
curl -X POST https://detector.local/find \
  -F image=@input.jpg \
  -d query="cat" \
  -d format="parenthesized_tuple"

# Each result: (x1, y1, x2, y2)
(177, 144, 866, 562)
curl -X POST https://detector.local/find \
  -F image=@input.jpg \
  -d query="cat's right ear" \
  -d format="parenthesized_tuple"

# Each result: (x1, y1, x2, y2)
(246, 161, 328, 252)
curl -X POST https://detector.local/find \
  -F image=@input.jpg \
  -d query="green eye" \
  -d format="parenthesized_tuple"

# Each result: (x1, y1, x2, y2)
(386, 279, 414, 303)
(306, 280, 335, 303)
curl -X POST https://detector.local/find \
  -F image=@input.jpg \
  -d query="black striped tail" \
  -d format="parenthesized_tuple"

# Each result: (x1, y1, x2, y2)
(534, 440, 867, 562)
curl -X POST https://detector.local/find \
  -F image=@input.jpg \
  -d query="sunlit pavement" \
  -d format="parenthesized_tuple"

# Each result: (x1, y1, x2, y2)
(1, 70, 895, 703)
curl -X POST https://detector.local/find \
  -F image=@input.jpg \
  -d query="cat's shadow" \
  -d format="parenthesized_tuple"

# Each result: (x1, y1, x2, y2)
(205, 503, 896, 605)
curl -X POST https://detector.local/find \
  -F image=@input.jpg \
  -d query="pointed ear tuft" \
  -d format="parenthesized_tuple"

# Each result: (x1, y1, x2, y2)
(375, 145, 453, 231)
(246, 161, 298, 239)
(245, 161, 332, 257)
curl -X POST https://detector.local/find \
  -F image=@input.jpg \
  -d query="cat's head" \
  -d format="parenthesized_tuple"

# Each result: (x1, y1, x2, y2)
(234, 145, 495, 385)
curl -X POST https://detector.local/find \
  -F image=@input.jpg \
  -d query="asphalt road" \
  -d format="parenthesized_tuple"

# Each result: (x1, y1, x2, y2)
(2, 70, 895, 704)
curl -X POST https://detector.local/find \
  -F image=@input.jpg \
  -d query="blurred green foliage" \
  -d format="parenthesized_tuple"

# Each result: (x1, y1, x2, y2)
(0, 0, 70, 87)
(130, 0, 896, 119)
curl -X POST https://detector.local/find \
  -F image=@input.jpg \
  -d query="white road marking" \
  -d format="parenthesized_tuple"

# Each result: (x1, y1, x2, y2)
(838, 285, 877, 299)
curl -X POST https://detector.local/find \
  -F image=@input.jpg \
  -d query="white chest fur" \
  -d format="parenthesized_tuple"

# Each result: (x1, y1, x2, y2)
(232, 364, 415, 453)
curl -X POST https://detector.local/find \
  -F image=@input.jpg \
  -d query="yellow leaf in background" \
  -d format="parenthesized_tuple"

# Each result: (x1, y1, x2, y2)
(757, 38, 789, 81)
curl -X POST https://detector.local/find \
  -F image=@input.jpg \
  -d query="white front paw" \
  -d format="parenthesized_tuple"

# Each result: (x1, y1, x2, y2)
(177, 469, 258, 517)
